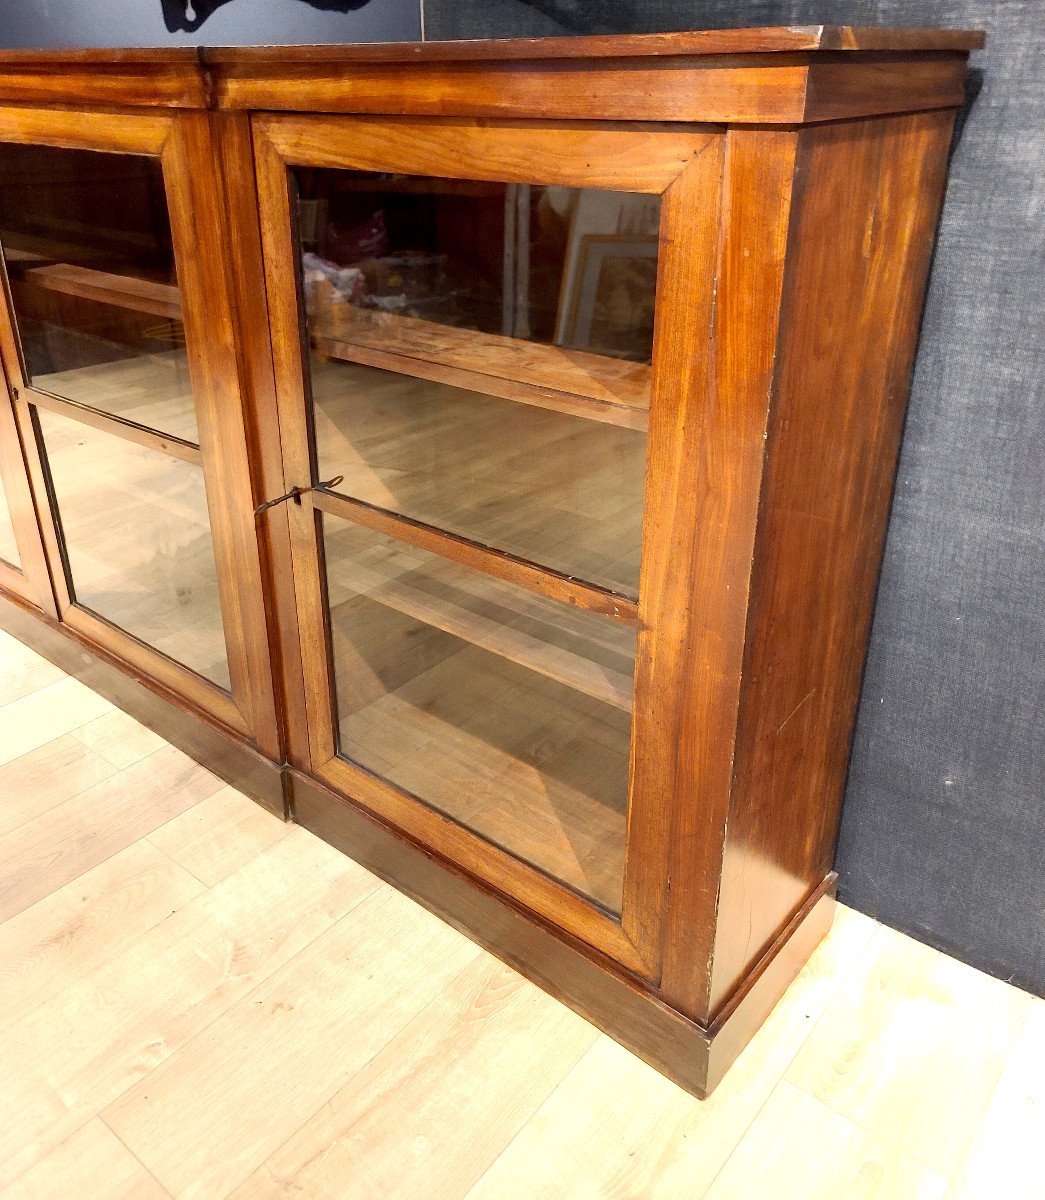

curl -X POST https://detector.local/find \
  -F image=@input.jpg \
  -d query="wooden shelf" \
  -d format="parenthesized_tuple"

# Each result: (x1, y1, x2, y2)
(309, 355, 646, 601)
(22, 262, 182, 320)
(1, 246, 52, 268)
(330, 602, 629, 912)
(311, 306, 651, 430)
(325, 521, 636, 713)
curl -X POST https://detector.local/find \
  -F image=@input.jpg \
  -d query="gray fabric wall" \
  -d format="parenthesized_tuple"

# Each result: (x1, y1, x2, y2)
(0, 1, 1041, 994)
(427, 0, 1045, 997)
(0, 0, 417, 47)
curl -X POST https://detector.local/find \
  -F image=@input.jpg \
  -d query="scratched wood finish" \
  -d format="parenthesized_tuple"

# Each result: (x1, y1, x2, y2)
(256, 112, 711, 192)
(201, 27, 984, 64)
(0, 51, 206, 110)
(0, 30, 981, 1097)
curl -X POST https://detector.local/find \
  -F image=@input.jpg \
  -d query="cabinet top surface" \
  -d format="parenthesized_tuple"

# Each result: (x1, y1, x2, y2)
(0, 26, 983, 69)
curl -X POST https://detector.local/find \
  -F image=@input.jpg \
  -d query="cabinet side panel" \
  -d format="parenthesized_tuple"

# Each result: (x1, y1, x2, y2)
(709, 109, 957, 1015)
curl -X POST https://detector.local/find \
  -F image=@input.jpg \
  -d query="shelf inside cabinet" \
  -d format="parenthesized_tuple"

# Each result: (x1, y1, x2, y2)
(309, 357, 647, 599)
(325, 523, 636, 712)
(22, 262, 182, 320)
(329, 599, 630, 912)
(311, 306, 651, 430)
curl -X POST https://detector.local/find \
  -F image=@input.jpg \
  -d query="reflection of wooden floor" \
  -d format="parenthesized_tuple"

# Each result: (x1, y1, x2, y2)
(311, 356, 647, 598)
(37, 406, 229, 690)
(325, 521, 633, 912)
(34, 349, 198, 444)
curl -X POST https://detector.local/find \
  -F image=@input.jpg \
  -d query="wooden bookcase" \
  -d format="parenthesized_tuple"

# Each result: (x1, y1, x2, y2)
(0, 26, 983, 1097)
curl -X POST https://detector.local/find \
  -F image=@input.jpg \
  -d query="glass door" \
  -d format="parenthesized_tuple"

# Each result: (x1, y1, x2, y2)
(254, 115, 716, 975)
(0, 108, 278, 749)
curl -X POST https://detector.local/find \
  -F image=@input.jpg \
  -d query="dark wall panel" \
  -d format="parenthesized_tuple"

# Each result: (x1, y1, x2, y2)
(426, 0, 1045, 995)
(0, 0, 418, 48)
(423, 0, 786, 38)
(791, 0, 1045, 998)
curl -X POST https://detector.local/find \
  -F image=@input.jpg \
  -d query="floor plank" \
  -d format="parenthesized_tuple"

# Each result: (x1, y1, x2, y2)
(0, 675, 113, 767)
(230, 956, 599, 1200)
(0, 744, 224, 923)
(0, 628, 66, 707)
(786, 923, 1034, 1178)
(702, 1081, 948, 1200)
(947, 999, 1045, 1200)
(0, 733, 118, 839)
(0, 634, 1041, 1200)
(103, 885, 483, 1200)
(147, 784, 292, 887)
(72, 707, 168, 770)
(0, 827, 381, 1186)
(0, 839, 204, 1033)
(4, 1119, 169, 1200)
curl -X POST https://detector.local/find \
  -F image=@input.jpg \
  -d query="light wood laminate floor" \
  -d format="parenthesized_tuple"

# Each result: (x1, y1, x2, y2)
(0, 626, 1040, 1200)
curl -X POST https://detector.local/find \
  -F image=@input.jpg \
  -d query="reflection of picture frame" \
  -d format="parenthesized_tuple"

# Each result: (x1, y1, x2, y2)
(560, 235, 659, 359)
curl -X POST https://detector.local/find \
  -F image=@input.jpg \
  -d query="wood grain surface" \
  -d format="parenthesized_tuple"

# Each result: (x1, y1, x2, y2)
(0, 632, 1034, 1200)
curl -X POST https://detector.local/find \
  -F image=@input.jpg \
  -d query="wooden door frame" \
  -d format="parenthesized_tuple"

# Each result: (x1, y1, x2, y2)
(251, 111, 729, 979)
(0, 104, 280, 754)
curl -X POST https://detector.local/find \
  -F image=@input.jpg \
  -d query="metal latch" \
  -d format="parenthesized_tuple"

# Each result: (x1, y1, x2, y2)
(254, 475, 343, 517)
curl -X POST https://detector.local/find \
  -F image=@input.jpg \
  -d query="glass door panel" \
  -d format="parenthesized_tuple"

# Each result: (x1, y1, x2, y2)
(0, 136, 235, 703)
(295, 168, 658, 600)
(36, 408, 230, 689)
(312, 360, 646, 597)
(0, 143, 197, 444)
(255, 115, 686, 970)
(322, 515, 636, 912)
(0, 470, 19, 568)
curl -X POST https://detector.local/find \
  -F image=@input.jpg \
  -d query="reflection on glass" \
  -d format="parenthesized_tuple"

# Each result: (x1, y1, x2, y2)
(294, 171, 660, 359)
(0, 143, 198, 443)
(313, 360, 646, 596)
(324, 516, 636, 912)
(37, 408, 229, 689)
(0, 473, 19, 568)
(293, 169, 657, 597)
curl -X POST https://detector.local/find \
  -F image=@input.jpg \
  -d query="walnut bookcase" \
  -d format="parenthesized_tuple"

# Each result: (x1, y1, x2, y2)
(0, 26, 983, 1097)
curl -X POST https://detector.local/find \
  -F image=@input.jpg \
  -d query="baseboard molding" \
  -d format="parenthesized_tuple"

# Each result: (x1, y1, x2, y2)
(0, 587, 286, 817)
(0, 584, 837, 1098)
